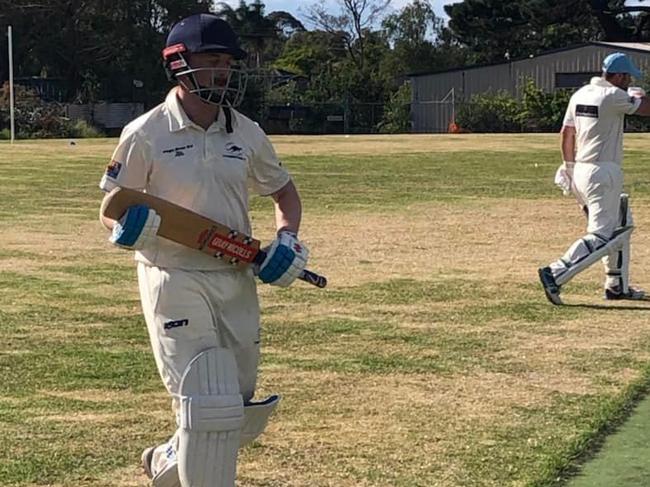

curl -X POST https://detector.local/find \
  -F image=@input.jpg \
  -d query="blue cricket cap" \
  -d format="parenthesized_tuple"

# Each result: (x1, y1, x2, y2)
(602, 52, 643, 78)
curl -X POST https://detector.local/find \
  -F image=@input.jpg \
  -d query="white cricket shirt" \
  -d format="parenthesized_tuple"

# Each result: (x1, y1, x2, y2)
(99, 88, 291, 270)
(563, 77, 641, 165)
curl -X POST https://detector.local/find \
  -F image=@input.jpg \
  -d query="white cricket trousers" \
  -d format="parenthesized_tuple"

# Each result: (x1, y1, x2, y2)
(550, 161, 633, 291)
(137, 263, 261, 479)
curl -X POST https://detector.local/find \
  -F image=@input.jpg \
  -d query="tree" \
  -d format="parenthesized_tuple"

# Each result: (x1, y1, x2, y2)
(0, 0, 212, 104)
(267, 10, 307, 38)
(589, 0, 650, 41)
(444, 0, 527, 64)
(305, 0, 391, 71)
(274, 30, 345, 78)
(445, 0, 603, 64)
(214, 1, 305, 68)
(523, 0, 604, 50)
(383, 0, 442, 48)
(382, 0, 464, 74)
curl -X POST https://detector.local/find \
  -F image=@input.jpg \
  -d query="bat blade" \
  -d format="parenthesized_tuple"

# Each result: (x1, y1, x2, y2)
(101, 187, 327, 288)
(102, 187, 260, 265)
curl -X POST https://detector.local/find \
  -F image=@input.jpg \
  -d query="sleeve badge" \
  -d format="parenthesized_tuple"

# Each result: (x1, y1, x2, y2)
(105, 160, 122, 179)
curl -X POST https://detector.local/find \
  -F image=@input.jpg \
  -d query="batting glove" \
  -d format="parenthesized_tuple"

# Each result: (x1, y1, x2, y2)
(257, 231, 309, 287)
(628, 86, 646, 97)
(554, 161, 574, 196)
(109, 204, 161, 250)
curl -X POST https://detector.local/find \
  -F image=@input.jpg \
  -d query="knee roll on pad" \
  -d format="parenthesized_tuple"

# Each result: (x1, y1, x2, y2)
(177, 348, 244, 487)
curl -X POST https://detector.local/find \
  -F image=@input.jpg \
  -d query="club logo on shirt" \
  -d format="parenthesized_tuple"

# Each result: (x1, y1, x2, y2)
(105, 160, 122, 179)
(576, 104, 599, 118)
(223, 142, 246, 161)
(162, 144, 194, 157)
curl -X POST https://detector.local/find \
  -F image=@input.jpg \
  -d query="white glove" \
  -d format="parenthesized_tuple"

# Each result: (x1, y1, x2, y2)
(109, 205, 161, 250)
(554, 161, 575, 196)
(257, 231, 309, 287)
(628, 86, 646, 97)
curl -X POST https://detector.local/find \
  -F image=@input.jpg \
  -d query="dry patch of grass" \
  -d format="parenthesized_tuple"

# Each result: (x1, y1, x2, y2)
(258, 196, 650, 290)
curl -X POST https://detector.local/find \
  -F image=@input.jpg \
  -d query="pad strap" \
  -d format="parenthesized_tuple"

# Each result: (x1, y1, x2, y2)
(180, 394, 244, 431)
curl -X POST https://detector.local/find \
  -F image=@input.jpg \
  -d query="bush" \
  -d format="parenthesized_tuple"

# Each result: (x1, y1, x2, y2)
(519, 79, 572, 132)
(377, 82, 411, 133)
(456, 79, 577, 133)
(0, 82, 103, 138)
(457, 91, 521, 132)
(69, 120, 104, 138)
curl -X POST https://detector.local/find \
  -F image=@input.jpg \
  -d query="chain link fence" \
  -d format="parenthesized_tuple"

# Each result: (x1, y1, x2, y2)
(253, 101, 386, 135)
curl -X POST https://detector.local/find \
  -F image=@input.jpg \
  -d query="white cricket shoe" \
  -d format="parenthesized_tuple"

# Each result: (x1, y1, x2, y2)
(141, 447, 155, 479)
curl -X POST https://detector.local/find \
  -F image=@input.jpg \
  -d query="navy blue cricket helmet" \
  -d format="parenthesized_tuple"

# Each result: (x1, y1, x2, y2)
(162, 13, 248, 107)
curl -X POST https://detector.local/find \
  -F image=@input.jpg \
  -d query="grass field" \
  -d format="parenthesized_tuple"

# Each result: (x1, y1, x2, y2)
(3, 134, 650, 487)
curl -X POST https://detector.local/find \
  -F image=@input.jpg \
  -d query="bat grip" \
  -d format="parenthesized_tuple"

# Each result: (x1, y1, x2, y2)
(299, 269, 328, 288)
(253, 250, 327, 288)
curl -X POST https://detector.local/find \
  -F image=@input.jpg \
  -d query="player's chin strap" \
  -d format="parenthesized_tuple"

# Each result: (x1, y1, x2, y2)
(224, 106, 233, 134)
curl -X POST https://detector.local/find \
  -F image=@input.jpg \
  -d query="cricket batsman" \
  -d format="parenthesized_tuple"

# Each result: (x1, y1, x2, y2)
(98, 13, 309, 486)
(539, 52, 650, 305)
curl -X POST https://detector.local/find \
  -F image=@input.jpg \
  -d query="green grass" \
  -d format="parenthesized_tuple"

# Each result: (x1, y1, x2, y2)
(565, 385, 650, 487)
(3, 135, 650, 486)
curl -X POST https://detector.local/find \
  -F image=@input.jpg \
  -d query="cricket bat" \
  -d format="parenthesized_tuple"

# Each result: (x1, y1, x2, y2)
(101, 187, 327, 288)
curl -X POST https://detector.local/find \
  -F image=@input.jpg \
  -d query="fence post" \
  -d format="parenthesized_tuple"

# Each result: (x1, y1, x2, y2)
(8, 25, 15, 143)
(343, 94, 350, 134)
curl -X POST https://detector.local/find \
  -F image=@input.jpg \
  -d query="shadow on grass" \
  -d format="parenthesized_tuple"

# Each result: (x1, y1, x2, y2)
(563, 303, 650, 311)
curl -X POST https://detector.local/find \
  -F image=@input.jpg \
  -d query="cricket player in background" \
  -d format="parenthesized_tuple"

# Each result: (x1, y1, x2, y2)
(98, 13, 308, 486)
(539, 52, 650, 305)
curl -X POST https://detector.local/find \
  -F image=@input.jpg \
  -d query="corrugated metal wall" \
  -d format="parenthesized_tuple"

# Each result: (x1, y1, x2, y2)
(411, 102, 455, 134)
(410, 43, 650, 133)
(513, 44, 650, 96)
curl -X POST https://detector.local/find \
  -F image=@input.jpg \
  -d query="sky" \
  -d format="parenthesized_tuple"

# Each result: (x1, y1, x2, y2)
(216, 1, 456, 24)
(217, 0, 650, 22)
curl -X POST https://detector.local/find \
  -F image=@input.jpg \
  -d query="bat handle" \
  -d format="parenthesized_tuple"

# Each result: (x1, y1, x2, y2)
(253, 251, 327, 288)
(299, 269, 328, 288)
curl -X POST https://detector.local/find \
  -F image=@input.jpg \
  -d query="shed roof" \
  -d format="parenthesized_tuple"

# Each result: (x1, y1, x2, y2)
(409, 41, 650, 78)
(594, 41, 650, 52)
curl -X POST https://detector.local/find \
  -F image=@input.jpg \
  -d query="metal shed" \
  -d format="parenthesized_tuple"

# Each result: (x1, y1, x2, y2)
(410, 42, 650, 133)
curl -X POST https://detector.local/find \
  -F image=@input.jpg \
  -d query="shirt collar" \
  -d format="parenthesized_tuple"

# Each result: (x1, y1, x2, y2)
(590, 76, 615, 88)
(165, 87, 236, 133)
(165, 87, 192, 132)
